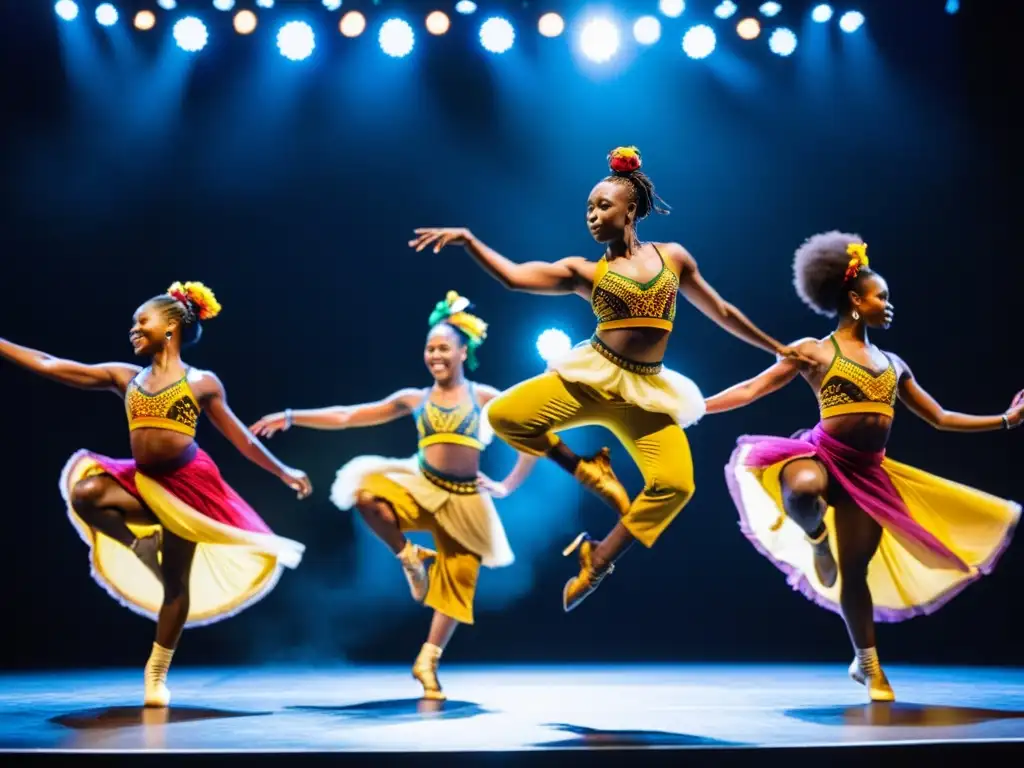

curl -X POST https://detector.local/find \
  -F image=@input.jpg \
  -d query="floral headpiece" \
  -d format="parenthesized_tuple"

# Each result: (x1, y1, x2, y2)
(608, 146, 642, 175)
(428, 291, 488, 370)
(843, 242, 869, 283)
(167, 281, 222, 321)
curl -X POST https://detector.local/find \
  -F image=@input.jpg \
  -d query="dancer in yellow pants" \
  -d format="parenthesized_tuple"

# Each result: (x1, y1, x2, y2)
(411, 146, 807, 611)
(252, 291, 536, 700)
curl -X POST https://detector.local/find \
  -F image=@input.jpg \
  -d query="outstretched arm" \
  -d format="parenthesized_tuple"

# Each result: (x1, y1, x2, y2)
(705, 358, 803, 414)
(410, 227, 591, 296)
(250, 388, 423, 438)
(671, 245, 810, 362)
(200, 373, 312, 498)
(0, 337, 138, 394)
(896, 358, 1023, 432)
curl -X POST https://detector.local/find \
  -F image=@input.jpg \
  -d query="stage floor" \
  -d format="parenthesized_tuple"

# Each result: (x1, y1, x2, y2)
(2, 664, 1023, 754)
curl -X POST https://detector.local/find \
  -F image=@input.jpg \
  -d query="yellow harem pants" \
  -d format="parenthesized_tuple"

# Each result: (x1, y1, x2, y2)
(486, 371, 695, 547)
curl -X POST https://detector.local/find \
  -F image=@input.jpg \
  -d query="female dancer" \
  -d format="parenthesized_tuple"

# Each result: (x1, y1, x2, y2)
(410, 147, 807, 612)
(250, 291, 536, 700)
(0, 281, 310, 707)
(707, 232, 1021, 701)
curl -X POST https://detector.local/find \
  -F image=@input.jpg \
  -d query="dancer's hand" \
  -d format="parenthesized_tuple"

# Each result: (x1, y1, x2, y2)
(477, 473, 509, 499)
(776, 345, 818, 367)
(409, 227, 472, 253)
(1010, 389, 1024, 410)
(250, 412, 288, 438)
(282, 467, 313, 499)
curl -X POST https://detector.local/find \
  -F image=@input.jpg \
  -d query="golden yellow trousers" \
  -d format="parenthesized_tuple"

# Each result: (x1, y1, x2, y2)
(487, 372, 695, 547)
(359, 474, 482, 625)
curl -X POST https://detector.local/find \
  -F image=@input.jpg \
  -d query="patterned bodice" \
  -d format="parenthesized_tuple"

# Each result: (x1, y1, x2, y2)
(591, 245, 678, 332)
(818, 336, 898, 419)
(415, 384, 484, 451)
(125, 370, 200, 438)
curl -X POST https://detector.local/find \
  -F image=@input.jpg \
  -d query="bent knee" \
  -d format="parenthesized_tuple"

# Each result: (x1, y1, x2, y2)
(485, 396, 537, 440)
(648, 478, 695, 506)
(782, 463, 827, 498)
(71, 476, 107, 510)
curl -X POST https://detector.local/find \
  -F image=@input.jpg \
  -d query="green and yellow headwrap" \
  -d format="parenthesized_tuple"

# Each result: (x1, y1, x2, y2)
(428, 290, 488, 370)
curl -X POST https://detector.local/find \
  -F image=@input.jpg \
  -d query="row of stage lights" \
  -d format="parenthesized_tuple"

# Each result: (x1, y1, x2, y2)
(55, 2, 872, 61)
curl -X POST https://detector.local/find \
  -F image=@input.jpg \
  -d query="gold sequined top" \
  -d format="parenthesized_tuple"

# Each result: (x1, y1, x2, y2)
(415, 383, 484, 451)
(818, 336, 898, 419)
(125, 369, 201, 438)
(591, 245, 679, 332)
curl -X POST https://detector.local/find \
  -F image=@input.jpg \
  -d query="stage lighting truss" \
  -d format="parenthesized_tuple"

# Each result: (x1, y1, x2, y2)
(59, 2, 952, 64)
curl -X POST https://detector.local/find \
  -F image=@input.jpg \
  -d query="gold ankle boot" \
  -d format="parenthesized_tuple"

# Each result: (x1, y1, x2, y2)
(397, 542, 436, 603)
(143, 643, 173, 708)
(574, 447, 630, 516)
(561, 532, 614, 612)
(849, 657, 895, 703)
(412, 643, 446, 701)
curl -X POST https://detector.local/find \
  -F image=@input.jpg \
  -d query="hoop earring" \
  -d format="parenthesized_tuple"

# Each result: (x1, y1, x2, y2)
(851, 310, 860, 321)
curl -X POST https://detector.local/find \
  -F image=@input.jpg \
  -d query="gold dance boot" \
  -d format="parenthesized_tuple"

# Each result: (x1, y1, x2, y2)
(574, 447, 630, 516)
(849, 653, 895, 703)
(396, 541, 436, 603)
(412, 643, 446, 701)
(143, 643, 173, 708)
(562, 532, 614, 612)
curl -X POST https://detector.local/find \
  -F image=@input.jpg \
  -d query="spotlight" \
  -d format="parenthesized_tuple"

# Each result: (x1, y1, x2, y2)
(426, 11, 450, 35)
(134, 10, 156, 30)
(173, 16, 208, 52)
(538, 13, 564, 38)
(480, 17, 515, 54)
(682, 24, 716, 59)
(95, 3, 118, 26)
(322, 0, 342, 10)
(579, 18, 620, 64)
(379, 18, 415, 58)
(213, 0, 234, 11)
(278, 21, 315, 61)
(768, 27, 797, 56)
(54, 0, 78, 21)
(714, 1, 738, 19)
(659, 0, 685, 18)
(455, 0, 477, 14)
(759, 2, 782, 17)
(838, 11, 864, 32)
(255, 0, 274, 8)
(340, 11, 366, 37)
(737, 18, 760, 40)
(536, 329, 572, 363)
(633, 16, 661, 45)
(811, 4, 833, 22)
(945, 0, 959, 14)
(157, 0, 176, 9)
(234, 10, 257, 35)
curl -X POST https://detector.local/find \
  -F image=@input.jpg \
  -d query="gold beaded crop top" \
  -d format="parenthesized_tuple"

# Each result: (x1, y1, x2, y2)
(591, 245, 679, 332)
(818, 336, 898, 419)
(415, 384, 485, 451)
(125, 369, 201, 438)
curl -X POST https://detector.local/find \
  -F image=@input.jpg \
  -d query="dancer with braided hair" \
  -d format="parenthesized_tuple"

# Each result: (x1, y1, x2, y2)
(250, 291, 536, 701)
(411, 146, 808, 613)
(0, 282, 310, 707)
(708, 232, 1021, 701)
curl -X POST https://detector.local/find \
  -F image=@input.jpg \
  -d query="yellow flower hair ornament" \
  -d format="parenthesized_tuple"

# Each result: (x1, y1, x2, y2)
(167, 281, 222, 321)
(843, 242, 869, 283)
(608, 145, 642, 174)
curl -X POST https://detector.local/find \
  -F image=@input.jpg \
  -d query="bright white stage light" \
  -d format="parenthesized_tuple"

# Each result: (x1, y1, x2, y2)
(659, 0, 685, 18)
(379, 18, 415, 58)
(682, 24, 716, 59)
(759, 2, 782, 17)
(455, 1, 477, 14)
(538, 13, 564, 38)
(768, 27, 797, 56)
(737, 18, 761, 40)
(811, 4, 833, 23)
(174, 16, 209, 52)
(426, 11, 450, 35)
(234, 10, 257, 34)
(277, 21, 315, 61)
(633, 16, 661, 45)
(579, 18, 620, 64)
(134, 10, 156, 30)
(322, 0, 342, 10)
(55, 1, 78, 21)
(340, 11, 366, 38)
(213, 0, 235, 11)
(95, 3, 118, 26)
(714, 1, 738, 20)
(480, 17, 515, 53)
(536, 329, 572, 363)
(839, 11, 864, 33)
(157, 0, 177, 9)
(255, 0, 274, 8)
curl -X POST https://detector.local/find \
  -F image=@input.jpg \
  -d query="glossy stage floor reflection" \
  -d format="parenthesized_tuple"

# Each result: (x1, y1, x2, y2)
(2, 664, 1023, 753)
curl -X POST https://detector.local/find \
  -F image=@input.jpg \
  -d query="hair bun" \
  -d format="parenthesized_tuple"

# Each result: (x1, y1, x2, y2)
(167, 281, 222, 321)
(608, 146, 642, 174)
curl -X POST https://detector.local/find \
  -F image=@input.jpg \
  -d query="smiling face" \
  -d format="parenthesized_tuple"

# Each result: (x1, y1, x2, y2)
(129, 301, 176, 356)
(586, 180, 635, 243)
(424, 323, 467, 383)
(849, 273, 894, 329)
